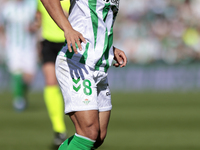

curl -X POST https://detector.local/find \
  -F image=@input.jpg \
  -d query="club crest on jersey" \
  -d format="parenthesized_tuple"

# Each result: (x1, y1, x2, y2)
(102, 0, 119, 8)
(83, 99, 90, 105)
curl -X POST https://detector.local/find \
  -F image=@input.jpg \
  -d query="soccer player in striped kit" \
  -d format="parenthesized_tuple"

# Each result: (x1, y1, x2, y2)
(0, 0, 40, 111)
(41, 0, 127, 149)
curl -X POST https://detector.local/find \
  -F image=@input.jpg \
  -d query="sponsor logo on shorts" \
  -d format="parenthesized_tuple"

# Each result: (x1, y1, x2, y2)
(83, 99, 90, 105)
(106, 92, 111, 96)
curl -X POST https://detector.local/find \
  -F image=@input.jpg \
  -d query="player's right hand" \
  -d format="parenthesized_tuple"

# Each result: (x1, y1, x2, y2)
(64, 28, 86, 54)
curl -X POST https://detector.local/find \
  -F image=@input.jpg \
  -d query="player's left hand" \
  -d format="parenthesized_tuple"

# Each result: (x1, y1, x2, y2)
(113, 47, 127, 68)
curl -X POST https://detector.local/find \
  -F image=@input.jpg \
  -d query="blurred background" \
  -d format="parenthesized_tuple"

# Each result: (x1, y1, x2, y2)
(0, 0, 200, 150)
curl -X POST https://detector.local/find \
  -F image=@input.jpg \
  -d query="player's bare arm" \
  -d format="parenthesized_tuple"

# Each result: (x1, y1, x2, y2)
(40, 0, 86, 54)
(113, 46, 127, 68)
(29, 11, 41, 33)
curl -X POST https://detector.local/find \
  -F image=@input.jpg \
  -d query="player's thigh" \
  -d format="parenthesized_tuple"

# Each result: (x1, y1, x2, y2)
(93, 111, 110, 148)
(41, 41, 63, 85)
(42, 62, 57, 85)
(99, 111, 111, 139)
(69, 110, 100, 138)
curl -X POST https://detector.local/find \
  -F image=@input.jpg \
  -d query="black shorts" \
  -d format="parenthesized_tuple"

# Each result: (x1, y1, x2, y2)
(41, 40, 65, 64)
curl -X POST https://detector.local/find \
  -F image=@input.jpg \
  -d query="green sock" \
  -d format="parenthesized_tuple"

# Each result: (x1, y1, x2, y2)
(67, 134, 95, 150)
(11, 74, 24, 98)
(58, 135, 74, 150)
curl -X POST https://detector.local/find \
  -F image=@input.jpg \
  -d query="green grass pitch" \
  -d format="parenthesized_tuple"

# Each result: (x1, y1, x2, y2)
(0, 91, 200, 150)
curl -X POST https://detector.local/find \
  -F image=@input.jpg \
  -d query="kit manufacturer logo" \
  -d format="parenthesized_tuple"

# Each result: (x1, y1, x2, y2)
(73, 78, 81, 92)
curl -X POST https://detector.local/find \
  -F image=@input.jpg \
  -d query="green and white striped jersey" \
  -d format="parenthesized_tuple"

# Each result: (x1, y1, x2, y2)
(0, 0, 38, 51)
(65, 0, 119, 72)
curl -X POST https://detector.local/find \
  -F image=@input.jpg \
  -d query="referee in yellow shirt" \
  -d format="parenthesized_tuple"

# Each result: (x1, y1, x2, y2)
(37, 0, 70, 148)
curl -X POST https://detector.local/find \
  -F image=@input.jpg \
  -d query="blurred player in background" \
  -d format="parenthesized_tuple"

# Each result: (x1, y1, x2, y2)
(37, 0, 70, 148)
(0, 0, 6, 63)
(0, 0, 40, 111)
(41, 0, 127, 149)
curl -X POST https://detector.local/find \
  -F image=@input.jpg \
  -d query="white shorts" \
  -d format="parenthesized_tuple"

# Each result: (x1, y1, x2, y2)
(6, 47, 37, 75)
(55, 51, 112, 114)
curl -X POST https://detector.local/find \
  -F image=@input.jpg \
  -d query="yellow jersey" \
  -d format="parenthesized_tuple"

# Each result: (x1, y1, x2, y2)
(37, 0, 70, 42)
